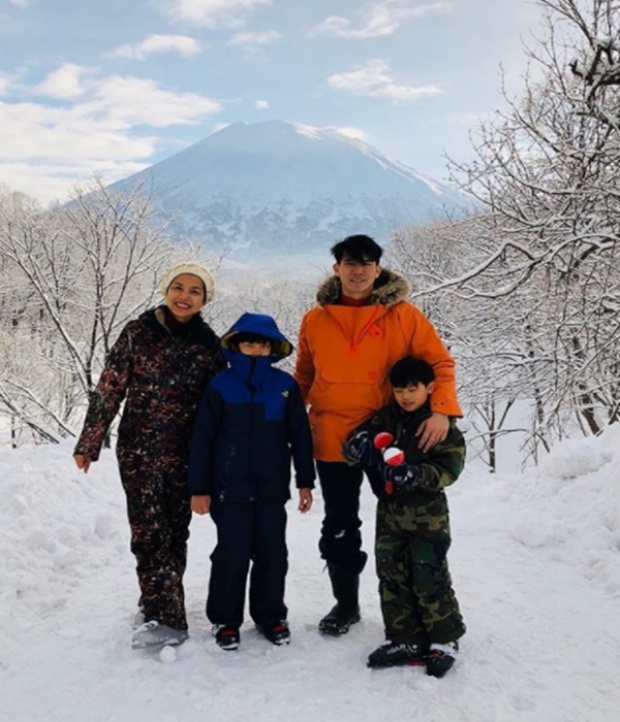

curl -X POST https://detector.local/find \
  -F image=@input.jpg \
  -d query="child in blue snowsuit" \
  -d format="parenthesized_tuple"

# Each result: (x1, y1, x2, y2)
(187, 313, 315, 650)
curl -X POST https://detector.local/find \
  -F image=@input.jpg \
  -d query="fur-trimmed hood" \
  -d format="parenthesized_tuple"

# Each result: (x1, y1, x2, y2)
(316, 268, 410, 308)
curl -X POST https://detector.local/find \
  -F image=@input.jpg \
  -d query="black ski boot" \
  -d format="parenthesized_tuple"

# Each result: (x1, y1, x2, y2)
(426, 641, 459, 678)
(318, 563, 362, 636)
(367, 641, 427, 669)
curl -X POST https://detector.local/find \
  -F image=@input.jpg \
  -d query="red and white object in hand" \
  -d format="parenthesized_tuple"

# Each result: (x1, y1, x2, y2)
(373, 432, 405, 494)
(383, 446, 405, 466)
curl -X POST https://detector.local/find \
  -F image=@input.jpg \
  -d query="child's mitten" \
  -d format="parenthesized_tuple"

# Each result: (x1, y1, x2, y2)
(383, 463, 423, 493)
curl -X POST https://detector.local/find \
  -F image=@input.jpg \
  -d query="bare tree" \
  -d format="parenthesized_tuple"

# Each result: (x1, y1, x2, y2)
(0, 178, 179, 445)
(440, 0, 620, 458)
(387, 215, 540, 471)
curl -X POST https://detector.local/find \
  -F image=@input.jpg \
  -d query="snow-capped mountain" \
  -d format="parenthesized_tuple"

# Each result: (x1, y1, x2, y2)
(110, 120, 470, 257)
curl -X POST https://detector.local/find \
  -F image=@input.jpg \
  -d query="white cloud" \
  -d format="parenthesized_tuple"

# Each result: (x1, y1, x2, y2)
(0, 100, 159, 202)
(34, 64, 95, 100)
(0, 161, 150, 206)
(105, 35, 202, 60)
(311, 0, 452, 39)
(82, 75, 222, 128)
(7, 0, 30, 7)
(327, 59, 443, 102)
(227, 30, 280, 47)
(0, 100, 152, 163)
(164, 0, 270, 28)
(254, 99, 269, 110)
(0, 72, 223, 202)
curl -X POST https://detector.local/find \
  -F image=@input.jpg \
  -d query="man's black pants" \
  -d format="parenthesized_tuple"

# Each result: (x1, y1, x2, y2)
(316, 460, 368, 574)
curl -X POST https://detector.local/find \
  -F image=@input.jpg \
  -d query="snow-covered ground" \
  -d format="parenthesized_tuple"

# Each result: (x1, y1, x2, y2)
(2, 428, 620, 722)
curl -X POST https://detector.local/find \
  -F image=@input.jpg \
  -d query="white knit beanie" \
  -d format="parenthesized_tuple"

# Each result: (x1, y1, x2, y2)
(160, 262, 215, 305)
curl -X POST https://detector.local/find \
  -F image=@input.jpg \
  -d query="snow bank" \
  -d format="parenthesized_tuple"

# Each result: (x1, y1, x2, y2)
(506, 426, 620, 595)
(0, 442, 128, 669)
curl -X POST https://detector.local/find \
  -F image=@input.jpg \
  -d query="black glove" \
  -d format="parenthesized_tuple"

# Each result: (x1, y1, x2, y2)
(383, 462, 422, 492)
(344, 431, 373, 465)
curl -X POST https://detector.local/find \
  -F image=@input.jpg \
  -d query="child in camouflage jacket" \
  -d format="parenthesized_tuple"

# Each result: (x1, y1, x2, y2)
(343, 355, 466, 678)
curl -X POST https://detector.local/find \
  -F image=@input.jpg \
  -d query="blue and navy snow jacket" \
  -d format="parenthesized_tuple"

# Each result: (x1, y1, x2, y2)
(187, 313, 315, 503)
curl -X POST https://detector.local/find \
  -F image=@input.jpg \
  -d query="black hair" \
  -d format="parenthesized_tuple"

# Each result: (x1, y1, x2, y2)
(232, 332, 272, 346)
(330, 234, 383, 264)
(389, 356, 435, 388)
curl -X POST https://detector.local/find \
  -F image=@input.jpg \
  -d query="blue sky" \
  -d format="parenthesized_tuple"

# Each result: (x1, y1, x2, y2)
(0, 0, 545, 203)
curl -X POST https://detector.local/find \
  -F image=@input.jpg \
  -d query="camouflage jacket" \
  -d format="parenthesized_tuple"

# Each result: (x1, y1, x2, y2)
(74, 306, 225, 464)
(344, 402, 465, 531)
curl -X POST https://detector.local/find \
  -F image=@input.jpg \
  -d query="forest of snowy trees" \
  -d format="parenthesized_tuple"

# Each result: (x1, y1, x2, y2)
(1, 0, 619, 470)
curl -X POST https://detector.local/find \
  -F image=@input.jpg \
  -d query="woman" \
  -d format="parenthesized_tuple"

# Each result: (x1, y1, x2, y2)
(73, 262, 225, 649)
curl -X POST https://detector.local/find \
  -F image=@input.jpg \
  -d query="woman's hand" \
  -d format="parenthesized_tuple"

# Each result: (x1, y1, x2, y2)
(73, 454, 92, 473)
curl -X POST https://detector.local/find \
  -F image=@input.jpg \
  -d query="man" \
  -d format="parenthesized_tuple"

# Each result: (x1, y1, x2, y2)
(295, 234, 463, 635)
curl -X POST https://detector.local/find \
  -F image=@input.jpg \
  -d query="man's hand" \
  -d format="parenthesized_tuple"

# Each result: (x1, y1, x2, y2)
(191, 495, 211, 515)
(298, 488, 313, 513)
(416, 412, 449, 453)
(73, 454, 92, 473)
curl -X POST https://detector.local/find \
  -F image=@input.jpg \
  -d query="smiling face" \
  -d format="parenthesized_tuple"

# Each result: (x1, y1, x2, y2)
(393, 381, 435, 413)
(164, 273, 205, 323)
(333, 253, 381, 300)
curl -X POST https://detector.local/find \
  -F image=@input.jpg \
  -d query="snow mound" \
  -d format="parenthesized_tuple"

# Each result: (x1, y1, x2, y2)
(538, 435, 612, 479)
(506, 426, 620, 592)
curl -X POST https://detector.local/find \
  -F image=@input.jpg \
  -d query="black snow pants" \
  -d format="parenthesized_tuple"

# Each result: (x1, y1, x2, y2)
(316, 460, 368, 574)
(207, 501, 289, 628)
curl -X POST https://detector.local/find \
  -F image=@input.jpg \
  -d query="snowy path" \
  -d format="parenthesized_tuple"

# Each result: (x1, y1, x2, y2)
(1, 443, 620, 722)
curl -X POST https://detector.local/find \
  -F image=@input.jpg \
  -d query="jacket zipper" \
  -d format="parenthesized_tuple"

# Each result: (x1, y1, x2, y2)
(249, 357, 257, 502)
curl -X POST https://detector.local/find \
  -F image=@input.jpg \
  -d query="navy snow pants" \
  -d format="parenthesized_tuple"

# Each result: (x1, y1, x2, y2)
(207, 501, 288, 628)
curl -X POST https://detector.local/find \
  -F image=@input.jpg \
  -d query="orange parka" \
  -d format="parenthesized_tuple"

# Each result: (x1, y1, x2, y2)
(294, 269, 463, 462)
